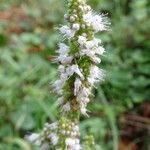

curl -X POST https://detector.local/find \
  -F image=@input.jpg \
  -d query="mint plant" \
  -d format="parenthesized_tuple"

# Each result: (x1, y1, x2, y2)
(26, 0, 109, 149)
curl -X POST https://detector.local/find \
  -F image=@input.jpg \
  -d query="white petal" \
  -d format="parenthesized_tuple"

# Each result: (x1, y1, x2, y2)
(62, 102, 71, 112)
(91, 56, 101, 64)
(72, 23, 80, 31)
(58, 43, 69, 55)
(57, 55, 73, 64)
(95, 46, 105, 55)
(73, 65, 84, 80)
(80, 107, 89, 117)
(66, 65, 84, 80)
(58, 65, 65, 73)
(59, 25, 70, 34)
(59, 25, 75, 38)
(74, 78, 82, 96)
(53, 80, 64, 93)
(48, 133, 59, 145)
(78, 36, 87, 46)
(85, 40, 96, 49)
(65, 138, 76, 146)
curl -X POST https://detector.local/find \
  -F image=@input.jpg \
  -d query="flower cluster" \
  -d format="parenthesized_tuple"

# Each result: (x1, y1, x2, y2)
(26, 0, 109, 149)
(26, 118, 81, 150)
(53, 0, 108, 116)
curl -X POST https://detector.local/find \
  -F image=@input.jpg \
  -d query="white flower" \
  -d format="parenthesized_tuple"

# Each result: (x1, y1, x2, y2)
(48, 133, 59, 145)
(78, 38, 103, 63)
(58, 65, 65, 74)
(84, 5, 91, 12)
(83, 12, 108, 32)
(82, 87, 91, 97)
(57, 55, 73, 64)
(87, 77, 94, 85)
(59, 25, 70, 34)
(65, 138, 76, 146)
(72, 23, 80, 31)
(53, 79, 64, 93)
(60, 72, 68, 81)
(91, 55, 101, 64)
(83, 12, 92, 23)
(80, 48, 101, 64)
(85, 40, 96, 49)
(66, 30, 76, 38)
(91, 15, 107, 32)
(93, 38, 102, 45)
(88, 66, 104, 85)
(69, 16, 76, 22)
(26, 133, 39, 142)
(64, 14, 69, 20)
(62, 102, 71, 112)
(92, 15, 104, 31)
(59, 25, 75, 38)
(45, 122, 58, 130)
(78, 36, 87, 46)
(74, 145, 82, 150)
(80, 107, 89, 117)
(75, 139, 79, 144)
(76, 96, 90, 112)
(74, 78, 82, 96)
(82, 97, 90, 104)
(91, 66, 104, 79)
(76, 86, 91, 110)
(79, 5, 84, 11)
(26, 133, 41, 145)
(73, 125, 79, 132)
(66, 65, 74, 77)
(58, 43, 69, 55)
(66, 65, 84, 80)
(85, 38, 101, 49)
(65, 138, 81, 150)
(73, 65, 84, 80)
(80, 48, 94, 56)
(95, 46, 105, 55)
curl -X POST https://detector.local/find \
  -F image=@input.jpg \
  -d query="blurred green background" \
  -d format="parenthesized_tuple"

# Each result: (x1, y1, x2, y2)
(0, 0, 149, 150)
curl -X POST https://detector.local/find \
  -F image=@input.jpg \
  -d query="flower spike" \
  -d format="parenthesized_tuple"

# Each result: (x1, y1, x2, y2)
(26, 0, 109, 149)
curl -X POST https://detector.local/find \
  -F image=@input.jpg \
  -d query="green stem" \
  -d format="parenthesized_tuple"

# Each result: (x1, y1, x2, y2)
(99, 88, 119, 150)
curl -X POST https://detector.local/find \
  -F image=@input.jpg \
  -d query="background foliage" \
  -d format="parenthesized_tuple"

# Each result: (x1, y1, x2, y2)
(0, 0, 149, 149)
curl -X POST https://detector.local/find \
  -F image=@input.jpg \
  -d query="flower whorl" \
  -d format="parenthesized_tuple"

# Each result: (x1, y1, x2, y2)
(26, 0, 109, 149)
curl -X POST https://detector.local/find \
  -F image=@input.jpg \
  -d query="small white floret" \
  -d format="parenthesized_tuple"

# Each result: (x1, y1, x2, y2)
(48, 133, 59, 145)
(59, 25, 70, 34)
(57, 55, 73, 64)
(53, 79, 64, 93)
(80, 107, 89, 117)
(59, 25, 75, 38)
(65, 138, 76, 146)
(91, 56, 101, 64)
(66, 65, 84, 80)
(58, 43, 69, 55)
(72, 23, 80, 31)
(62, 102, 71, 112)
(26, 133, 41, 145)
(26, 133, 39, 142)
(85, 40, 96, 49)
(78, 36, 87, 46)
(95, 46, 105, 55)
(74, 78, 82, 96)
